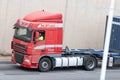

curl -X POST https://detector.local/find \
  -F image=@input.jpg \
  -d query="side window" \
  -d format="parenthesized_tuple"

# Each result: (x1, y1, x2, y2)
(34, 30, 45, 41)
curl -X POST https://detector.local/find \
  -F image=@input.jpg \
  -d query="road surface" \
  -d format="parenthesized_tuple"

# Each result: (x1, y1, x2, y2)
(0, 61, 120, 80)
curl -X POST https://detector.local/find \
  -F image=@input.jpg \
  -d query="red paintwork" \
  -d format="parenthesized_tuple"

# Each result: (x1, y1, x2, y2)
(11, 10, 63, 68)
(24, 10, 62, 23)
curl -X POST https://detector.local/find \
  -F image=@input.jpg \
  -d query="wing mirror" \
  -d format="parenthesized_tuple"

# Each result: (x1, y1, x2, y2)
(36, 32, 39, 39)
(34, 32, 39, 44)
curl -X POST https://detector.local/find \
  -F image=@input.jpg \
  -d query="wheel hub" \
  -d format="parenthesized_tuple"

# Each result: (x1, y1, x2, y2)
(42, 62, 48, 69)
(87, 60, 94, 69)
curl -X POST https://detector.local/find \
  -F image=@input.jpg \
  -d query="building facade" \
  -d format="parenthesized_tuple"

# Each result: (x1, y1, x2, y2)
(0, 0, 120, 55)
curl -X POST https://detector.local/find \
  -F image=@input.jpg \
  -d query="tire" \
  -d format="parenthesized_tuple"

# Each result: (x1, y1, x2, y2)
(84, 57, 97, 71)
(38, 58, 52, 72)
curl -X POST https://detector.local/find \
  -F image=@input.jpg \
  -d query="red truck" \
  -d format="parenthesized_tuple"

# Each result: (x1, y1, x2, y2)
(11, 10, 98, 72)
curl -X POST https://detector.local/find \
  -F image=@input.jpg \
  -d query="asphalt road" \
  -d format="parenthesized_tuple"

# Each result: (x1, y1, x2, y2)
(0, 61, 120, 80)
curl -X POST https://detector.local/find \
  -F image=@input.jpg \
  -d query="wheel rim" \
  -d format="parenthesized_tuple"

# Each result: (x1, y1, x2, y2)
(87, 60, 95, 69)
(42, 61, 49, 69)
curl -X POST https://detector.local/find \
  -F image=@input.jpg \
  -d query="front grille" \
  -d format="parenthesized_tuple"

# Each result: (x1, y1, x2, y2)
(14, 52, 24, 64)
(15, 43, 26, 48)
(12, 42, 27, 54)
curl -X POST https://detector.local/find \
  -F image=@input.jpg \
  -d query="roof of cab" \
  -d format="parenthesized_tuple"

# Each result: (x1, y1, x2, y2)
(23, 10, 62, 23)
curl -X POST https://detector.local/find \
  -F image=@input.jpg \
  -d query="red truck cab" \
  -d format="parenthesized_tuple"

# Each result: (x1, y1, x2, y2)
(11, 10, 63, 69)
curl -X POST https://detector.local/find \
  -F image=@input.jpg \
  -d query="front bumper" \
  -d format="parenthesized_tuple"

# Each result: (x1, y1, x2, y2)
(11, 53, 38, 68)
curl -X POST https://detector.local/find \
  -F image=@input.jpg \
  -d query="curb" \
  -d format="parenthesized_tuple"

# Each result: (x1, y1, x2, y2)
(0, 55, 11, 61)
(0, 54, 11, 56)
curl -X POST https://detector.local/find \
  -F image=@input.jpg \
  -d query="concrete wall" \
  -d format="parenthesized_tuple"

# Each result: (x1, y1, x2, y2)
(0, 0, 120, 55)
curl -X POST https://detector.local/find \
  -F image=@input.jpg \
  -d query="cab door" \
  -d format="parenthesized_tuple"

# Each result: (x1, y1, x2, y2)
(33, 30, 46, 54)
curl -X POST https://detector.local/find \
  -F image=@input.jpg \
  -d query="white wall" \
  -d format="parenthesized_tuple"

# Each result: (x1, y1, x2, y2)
(0, 0, 120, 54)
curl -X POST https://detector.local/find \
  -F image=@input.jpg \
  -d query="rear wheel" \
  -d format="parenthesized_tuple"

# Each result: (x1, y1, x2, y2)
(38, 58, 52, 72)
(84, 57, 97, 71)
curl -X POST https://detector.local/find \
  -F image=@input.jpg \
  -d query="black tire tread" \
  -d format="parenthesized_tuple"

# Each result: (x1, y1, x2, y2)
(38, 57, 52, 72)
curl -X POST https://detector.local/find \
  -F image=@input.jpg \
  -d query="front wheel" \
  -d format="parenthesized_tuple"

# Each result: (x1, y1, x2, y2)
(84, 57, 97, 71)
(38, 58, 52, 72)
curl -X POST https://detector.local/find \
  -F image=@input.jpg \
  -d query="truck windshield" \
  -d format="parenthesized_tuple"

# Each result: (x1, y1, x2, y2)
(14, 26, 32, 42)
